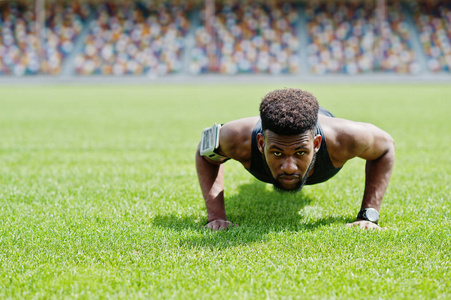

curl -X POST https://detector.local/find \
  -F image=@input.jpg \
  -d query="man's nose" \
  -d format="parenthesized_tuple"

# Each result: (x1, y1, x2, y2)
(281, 157, 298, 174)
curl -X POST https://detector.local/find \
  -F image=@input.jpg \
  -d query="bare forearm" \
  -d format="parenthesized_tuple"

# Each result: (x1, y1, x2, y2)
(361, 145, 395, 211)
(195, 149, 226, 222)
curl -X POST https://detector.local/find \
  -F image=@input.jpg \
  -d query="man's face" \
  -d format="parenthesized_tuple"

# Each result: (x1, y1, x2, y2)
(257, 130, 321, 192)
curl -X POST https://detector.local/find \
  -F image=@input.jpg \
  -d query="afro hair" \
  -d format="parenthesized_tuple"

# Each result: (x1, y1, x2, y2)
(259, 88, 319, 135)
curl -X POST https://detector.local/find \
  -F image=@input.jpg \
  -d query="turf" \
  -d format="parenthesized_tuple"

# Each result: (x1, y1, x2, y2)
(0, 84, 450, 299)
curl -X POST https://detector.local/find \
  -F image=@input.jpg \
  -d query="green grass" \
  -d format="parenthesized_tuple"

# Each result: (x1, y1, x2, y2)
(0, 84, 450, 299)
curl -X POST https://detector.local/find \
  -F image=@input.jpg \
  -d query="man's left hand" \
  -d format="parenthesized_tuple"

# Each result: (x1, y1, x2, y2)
(345, 220, 385, 230)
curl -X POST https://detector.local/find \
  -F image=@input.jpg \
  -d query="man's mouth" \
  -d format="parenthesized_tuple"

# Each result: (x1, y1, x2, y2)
(278, 175, 300, 184)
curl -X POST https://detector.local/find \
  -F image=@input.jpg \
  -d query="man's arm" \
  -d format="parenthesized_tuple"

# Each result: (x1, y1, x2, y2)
(360, 137, 395, 212)
(195, 146, 231, 230)
(327, 118, 395, 229)
(195, 117, 256, 230)
(350, 130, 395, 229)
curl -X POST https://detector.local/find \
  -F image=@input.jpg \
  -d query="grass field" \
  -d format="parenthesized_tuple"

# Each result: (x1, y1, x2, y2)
(0, 83, 450, 299)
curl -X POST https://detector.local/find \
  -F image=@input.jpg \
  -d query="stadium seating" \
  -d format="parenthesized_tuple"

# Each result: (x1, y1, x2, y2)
(1, 0, 450, 76)
(412, 0, 451, 72)
(74, 1, 190, 76)
(0, 1, 90, 75)
(189, 1, 300, 75)
(305, 0, 418, 74)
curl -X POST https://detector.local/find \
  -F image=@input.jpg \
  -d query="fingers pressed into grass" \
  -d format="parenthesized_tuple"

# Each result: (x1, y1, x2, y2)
(345, 220, 386, 230)
(205, 219, 239, 231)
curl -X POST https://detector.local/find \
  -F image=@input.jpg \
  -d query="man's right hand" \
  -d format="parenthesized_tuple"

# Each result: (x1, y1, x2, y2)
(205, 219, 238, 231)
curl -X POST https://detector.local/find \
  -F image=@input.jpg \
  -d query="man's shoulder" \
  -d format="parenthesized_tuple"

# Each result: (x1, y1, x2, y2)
(218, 116, 259, 163)
(319, 115, 391, 166)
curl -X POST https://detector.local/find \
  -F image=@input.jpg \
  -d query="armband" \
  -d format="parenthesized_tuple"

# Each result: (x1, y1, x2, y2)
(200, 123, 229, 161)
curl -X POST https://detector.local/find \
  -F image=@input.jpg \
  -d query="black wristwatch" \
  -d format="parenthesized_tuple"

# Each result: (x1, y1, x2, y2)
(357, 208, 380, 224)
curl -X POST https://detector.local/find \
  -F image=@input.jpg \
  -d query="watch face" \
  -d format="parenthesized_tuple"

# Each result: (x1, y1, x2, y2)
(365, 209, 379, 222)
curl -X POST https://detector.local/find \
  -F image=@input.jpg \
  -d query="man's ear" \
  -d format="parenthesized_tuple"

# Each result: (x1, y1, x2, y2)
(257, 133, 265, 153)
(314, 134, 322, 153)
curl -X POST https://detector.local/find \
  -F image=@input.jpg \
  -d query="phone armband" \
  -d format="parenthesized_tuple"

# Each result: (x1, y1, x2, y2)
(200, 123, 228, 161)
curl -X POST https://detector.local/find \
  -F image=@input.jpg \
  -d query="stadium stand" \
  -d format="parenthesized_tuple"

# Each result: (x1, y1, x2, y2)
(73, 1, 190, 76)
(1, 0, 450, 76)
(0, 1, 90, 75)
(305, 0, 418, 74)
(411, 0, 451, 72)
(189, 0, 300, 75)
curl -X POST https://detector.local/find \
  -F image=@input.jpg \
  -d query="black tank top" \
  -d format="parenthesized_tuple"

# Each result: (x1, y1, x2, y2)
(248, 107, 342, 185)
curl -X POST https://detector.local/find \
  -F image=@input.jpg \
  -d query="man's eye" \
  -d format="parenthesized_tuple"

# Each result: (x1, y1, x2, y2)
(296, 151, 305, 156)
(273, 152, 282, 157)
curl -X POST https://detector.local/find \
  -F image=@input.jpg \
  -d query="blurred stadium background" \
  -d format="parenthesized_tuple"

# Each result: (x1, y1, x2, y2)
(0, 0, 450, 81)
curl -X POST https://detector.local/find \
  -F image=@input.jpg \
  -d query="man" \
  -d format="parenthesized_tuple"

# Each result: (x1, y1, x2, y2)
(196, 88, 394, 231)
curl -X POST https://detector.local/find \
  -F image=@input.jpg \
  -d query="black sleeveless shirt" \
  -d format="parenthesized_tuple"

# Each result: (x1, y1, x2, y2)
(247, 107, 342, 185)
